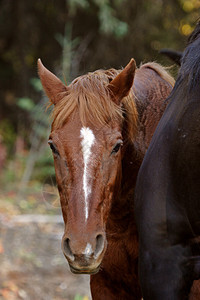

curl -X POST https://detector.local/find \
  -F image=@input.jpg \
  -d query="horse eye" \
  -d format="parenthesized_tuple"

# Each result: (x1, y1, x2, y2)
(111, 140, 123, 154)
(48, 140, 59, 156)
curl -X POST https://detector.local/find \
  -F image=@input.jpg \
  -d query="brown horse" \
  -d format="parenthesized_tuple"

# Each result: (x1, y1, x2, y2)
(38, 58, 174, 299)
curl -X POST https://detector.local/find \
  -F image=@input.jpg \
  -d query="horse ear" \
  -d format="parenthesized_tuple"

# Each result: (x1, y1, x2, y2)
(37, 59, 67, 104)
(108, 58, 136, 104)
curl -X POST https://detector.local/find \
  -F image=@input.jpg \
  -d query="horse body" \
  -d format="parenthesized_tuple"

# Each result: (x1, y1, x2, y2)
(135, 22, 200, 300)
(38, 58, 173, 299)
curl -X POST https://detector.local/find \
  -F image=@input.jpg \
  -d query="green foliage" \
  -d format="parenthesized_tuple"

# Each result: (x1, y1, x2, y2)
(0, 153, 26, 187)
(0, 120, 16, 154)
(1, 162, 17, 184)
(17, 97, 35, 112)
(68, 0, 89, 15)
(55, 23, 80, 82)
(30, 78, 43, 92)
(3, 74, 54, 195)
(1, 0, 200, 195)
(68, 0, 128, 38)
(97, 2, 128, 37)
(33, 147, 55, 182)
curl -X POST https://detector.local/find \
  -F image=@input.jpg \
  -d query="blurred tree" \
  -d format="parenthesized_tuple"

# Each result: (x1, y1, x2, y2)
(0, 0, 199, 185)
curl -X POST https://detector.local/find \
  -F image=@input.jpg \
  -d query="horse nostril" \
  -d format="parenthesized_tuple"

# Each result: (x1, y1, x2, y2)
(62, 238, 75, 262)
(94, 234, 105, 259)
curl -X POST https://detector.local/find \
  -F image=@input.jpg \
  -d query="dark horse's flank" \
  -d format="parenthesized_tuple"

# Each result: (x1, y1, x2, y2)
(135, 22, 200, 300)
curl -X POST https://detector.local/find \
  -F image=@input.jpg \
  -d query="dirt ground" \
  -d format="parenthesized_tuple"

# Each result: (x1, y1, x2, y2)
(0, 213, 91, 300)
(1, 204, 200, 300)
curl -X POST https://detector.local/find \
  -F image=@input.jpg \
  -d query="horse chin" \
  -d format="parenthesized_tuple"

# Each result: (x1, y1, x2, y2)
(69, 265, 100, 275)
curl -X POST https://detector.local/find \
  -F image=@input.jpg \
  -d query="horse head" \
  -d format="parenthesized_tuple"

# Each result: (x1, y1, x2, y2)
(38, 59, 136, 274)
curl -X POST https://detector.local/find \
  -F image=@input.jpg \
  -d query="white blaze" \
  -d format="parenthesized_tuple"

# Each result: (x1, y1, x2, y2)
(83, 243, 93, 257)
(80, 127, 95, 220)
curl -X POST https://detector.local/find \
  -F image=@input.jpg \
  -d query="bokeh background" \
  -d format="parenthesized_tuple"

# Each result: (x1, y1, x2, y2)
(0, 0, 199, 299)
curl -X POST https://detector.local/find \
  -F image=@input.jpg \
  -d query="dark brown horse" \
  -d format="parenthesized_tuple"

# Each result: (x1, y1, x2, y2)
(38, 58, 174, 299)
(160, 48, 182, 65)
(135, 21, 200, 300)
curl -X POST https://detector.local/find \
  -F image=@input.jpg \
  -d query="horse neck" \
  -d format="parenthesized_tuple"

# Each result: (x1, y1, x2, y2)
(132, 65, 172, 153)
(107, 67, 171, 224)
(107, 141, 141, 232)
(107, 65, 172, 225)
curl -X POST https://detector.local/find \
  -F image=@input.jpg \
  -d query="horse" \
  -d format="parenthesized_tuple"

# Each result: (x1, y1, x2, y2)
(38, 58, 174, 299)
(135, 21, 200, 300)
(160, 48, 182, 66)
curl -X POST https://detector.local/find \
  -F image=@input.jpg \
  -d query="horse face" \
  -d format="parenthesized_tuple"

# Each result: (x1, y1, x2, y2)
(49, 115, 123, 274)
(38, 58, 136, 274)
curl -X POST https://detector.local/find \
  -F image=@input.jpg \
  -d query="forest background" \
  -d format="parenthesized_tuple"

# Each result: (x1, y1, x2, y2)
(0, 1, 200, 299)
(0, 0, 199, 214)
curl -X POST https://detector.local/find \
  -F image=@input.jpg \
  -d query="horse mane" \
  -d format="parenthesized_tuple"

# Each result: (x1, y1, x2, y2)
(52, 68, 138, 142)
(179, 21, 200, 93)
(140, 62, 175, 87)
(187, 20, 200, 45)
(51, 63, 174, 143)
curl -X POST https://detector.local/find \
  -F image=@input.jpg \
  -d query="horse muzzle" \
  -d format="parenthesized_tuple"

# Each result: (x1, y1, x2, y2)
(69, 260, 101, 275)
(62, 233, 107, 274)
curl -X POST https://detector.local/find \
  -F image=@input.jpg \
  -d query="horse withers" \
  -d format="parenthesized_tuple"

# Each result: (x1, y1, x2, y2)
(135, 22, 200, 300)
(38, 58, 174, 299)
